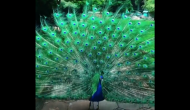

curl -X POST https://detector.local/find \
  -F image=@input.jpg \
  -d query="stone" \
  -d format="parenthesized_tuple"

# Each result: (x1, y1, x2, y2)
(131, 16, 140, 20)
(140, 15, 146, 19)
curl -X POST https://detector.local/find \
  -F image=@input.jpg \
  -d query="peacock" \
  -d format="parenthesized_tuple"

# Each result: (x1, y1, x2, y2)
(36, 3, 154, 110)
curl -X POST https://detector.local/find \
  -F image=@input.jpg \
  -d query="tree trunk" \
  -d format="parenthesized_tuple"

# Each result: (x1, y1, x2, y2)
(137, 3, 140, 11)
(57, 0, 61, 4)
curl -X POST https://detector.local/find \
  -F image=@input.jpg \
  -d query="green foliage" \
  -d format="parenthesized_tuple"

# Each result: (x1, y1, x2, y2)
(36, 0, 60, 11)
(91, 0, 105, 7)
(135, 0, 143, 10)
(109, 0, 133, 12)
(61, 0, 78, 9)
(36, 0, 60, 25)
(135, 0, 142, 5)
(143, 0, 154, 12)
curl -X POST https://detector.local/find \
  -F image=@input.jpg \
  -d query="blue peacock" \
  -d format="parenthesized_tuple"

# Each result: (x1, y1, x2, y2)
(36, 3, 155, 110)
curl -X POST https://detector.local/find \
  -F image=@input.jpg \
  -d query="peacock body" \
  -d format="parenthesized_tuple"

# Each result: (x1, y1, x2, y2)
(36, 4, 155, 107)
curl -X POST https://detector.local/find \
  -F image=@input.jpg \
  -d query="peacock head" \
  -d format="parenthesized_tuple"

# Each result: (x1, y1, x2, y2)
(100, 75, 103, 79)
(100, 71, 104, 81)
(100, 75, 103, 82)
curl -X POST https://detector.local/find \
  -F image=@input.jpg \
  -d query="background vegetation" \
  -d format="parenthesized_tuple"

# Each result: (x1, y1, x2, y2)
(36, 0, 154, 26)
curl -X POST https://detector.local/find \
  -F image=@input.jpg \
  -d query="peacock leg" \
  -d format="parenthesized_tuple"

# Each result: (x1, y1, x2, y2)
(96, 102, 99, 110)
(89, 101, 93, 110)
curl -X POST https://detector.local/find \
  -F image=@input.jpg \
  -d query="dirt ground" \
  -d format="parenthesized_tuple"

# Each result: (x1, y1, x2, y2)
(36, 99, 154, 110)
